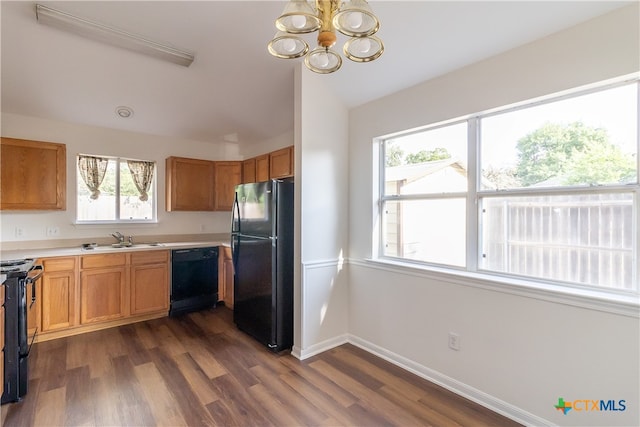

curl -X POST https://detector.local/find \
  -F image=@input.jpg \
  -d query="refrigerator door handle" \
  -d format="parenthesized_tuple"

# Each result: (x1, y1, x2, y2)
(231, 191, 241, 234)
(231, 233, 239, 271)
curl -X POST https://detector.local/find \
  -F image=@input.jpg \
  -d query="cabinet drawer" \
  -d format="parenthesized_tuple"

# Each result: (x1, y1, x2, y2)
(131, 250, 169, 265)
(42, 256, 76, 272)
(81, 253, 127, 269)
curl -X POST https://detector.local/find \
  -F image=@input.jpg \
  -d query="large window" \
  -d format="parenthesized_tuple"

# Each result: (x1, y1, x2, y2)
(382, 122, 468, 266)
(379, 79, 639, 294)
(77, 155, 156, 223)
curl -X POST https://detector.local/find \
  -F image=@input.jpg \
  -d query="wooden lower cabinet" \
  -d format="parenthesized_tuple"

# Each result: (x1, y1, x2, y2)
(41, 257, 77, 332)
(80, 267, 127, 324)
(218, 246, 234, 309)
(130, 251, 169, 315)
(80, 253, 128, 324)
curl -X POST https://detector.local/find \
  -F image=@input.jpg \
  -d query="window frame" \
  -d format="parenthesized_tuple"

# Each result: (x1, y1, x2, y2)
(376, 77, 639, 298)
(75, 154, 158, 224)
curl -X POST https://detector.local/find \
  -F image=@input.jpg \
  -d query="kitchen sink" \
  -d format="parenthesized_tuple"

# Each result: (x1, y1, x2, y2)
(81, 242, 164, 251)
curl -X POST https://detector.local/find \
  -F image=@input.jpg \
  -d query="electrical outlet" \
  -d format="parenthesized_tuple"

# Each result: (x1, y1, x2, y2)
(46, 226, 60, 237)
(448, 332, 460, 351)
(15, 227, 25, 238)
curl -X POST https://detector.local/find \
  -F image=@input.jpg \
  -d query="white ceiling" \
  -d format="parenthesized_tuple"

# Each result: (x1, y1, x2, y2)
(1, 1, 632, 148)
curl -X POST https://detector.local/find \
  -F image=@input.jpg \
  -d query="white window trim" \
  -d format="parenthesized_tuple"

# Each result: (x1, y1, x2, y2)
(374, 78, 640, 303)
(75, 155, 158, 225)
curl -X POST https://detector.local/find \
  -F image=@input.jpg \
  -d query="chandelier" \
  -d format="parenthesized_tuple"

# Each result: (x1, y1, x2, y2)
(267, 0, 384, 74)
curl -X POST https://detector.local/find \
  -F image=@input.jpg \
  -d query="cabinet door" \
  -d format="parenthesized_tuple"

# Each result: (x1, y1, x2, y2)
(80, 268, 127, 324)
(26, 276, 41, 336)
(218, 245, 234, 308)
(223, 256, 234, 309)
(41, 270, 76, 331)
(166, 156, 215, 211)
(130, 263, 169, 315)
(242, 158, 256, 183)
(269, 146, 294, 179)
(214, 161, 242, 211)
(0, 137, 66, 210)
(255, 154, 270, 182)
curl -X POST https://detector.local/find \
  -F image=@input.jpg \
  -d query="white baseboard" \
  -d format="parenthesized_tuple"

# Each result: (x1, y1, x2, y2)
(292, 334, 349, 360)
(348, 334, 553, 427)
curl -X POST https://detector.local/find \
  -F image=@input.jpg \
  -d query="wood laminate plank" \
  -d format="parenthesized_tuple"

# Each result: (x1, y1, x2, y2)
(279, 371, 365, 426)
(63, 366, 94, 426)
(32, 386, 66, 427)
(147, 347, 217, 426)
(133, 362, 188, 426)
(309, 358, 429, 426)
(173, 352, 221, 406)
(250, 364, 329, 426)
(2, 307, 522, 427)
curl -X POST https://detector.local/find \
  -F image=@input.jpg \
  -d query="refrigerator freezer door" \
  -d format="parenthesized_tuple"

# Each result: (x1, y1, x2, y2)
(235, 181, 273, 238)
(233, 235, 275, 347)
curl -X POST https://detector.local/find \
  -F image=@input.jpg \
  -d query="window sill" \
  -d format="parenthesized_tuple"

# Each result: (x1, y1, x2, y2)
(354, 258, 639, 318)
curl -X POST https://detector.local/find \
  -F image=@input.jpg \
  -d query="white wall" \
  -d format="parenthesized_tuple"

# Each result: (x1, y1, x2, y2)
(0, 113, 240, 244)
(348, 5, 639, 427)
(292, 65, 350, 358)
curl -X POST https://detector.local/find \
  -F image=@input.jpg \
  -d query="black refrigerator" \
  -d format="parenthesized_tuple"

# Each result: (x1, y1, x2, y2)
(231, 178, 294, 352)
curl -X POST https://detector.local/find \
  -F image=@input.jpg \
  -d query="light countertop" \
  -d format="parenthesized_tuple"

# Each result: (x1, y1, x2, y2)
(1, 240, 230, 261)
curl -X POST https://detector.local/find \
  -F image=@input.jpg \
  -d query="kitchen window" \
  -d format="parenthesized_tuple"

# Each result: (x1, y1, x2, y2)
(378, 78, 639, 295)
(76, 155, 157, 223)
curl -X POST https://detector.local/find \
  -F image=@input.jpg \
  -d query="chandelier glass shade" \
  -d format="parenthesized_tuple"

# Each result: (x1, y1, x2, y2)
(268, 0, 383, 74)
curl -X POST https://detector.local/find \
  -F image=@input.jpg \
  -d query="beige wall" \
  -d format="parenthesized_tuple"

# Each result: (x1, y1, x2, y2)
(0, 112, 240, 244)
(347, 4, 639, 426)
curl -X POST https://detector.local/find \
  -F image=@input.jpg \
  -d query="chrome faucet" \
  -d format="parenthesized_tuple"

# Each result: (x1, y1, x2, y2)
(111, 231, 124, 243)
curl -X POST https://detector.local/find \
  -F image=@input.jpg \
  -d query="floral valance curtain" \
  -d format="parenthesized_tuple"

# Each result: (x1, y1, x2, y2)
(78, 155, 109, 199)
(127, 160, 154, 201)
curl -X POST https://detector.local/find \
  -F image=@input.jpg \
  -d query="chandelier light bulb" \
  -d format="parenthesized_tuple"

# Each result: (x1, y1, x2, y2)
(291, 14, 306, 29)
(311, 51, 330, 68)
(355, 37, 371, 54)
(347, 12, 363, 30)
(282, 38, 297, 53)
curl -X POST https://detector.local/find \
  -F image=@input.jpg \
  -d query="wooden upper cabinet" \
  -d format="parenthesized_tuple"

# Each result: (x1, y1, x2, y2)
(214, 161, 242, 211)
(166, 156, 215, 211)
(0, 137, 66, 210)
(270, 146, 294, 179)
(255, 154, 270, 182)
(242, 158, 256, 183)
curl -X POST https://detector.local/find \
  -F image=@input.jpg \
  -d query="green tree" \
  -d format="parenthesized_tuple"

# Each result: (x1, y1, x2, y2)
(515, 121, 635, 186)
(386, 144, 404, 167)
(405, 147, 451, 164)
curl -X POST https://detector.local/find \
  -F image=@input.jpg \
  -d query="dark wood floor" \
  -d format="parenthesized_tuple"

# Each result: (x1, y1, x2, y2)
(2, 307, 521, 426)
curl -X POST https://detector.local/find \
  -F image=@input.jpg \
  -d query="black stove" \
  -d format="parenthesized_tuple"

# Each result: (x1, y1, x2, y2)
(0, 259, 35, 276)
(2, 257, 42, 404)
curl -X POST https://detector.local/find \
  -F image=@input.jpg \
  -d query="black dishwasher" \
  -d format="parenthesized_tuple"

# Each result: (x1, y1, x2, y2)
(170, 247, 218, 317)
